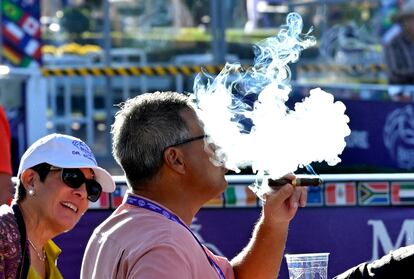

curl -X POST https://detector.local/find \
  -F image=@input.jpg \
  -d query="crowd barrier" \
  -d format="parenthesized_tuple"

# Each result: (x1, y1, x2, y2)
(89, 173, 414, 209)
(41, 63, 387, 77)
(41, 64, 225, 77)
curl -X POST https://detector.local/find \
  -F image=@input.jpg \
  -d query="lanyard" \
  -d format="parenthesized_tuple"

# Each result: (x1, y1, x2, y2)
(126, 194, 226, 279)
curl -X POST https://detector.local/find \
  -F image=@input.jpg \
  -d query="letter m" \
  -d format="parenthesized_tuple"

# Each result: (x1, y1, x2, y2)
(368, 220, 414, 261)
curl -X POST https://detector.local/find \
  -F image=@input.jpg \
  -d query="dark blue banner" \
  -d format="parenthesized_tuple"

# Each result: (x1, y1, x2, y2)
(55, 207, 414, 278)
(340, 99, 414, 170)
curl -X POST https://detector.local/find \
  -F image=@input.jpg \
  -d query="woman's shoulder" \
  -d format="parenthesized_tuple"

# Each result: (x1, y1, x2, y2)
(0, 204, 20, 242)
(0, 204, 15, 225)
(0, 204, 13, 213)
(0, 204, 22, 279)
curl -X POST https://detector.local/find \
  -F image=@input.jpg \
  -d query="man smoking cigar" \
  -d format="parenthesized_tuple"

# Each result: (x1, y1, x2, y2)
(81, 92, 307, 279)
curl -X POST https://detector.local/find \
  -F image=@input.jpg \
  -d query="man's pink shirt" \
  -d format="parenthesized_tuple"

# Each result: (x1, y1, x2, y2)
(81, 193, 235, 279)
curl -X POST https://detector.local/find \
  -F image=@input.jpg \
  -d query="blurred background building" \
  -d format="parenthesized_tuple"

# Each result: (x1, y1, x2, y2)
(1, 0, 413, 175)
(3, 2, 414, 278)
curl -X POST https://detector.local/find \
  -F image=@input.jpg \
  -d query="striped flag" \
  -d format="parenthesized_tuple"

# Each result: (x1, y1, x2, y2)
(325, 182, 356, 206)
(358, 182, 390, 206)
(391, 182, 414, 205)
(88, 193, 110, 209)
(3, 44, 31, 67)
(225, 185, 257, 207)
(3, 44, 22, 65)
(3, 21, 25, 45)
(204, 194, 224, 207)
(111, 184, 128, 208)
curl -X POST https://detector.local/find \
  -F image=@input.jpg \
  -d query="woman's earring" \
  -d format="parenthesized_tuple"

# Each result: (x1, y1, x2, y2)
(28, 187, 35, 197)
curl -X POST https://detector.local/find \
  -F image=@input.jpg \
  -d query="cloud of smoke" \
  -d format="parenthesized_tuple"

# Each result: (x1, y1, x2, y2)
(193, 12, 350, 184)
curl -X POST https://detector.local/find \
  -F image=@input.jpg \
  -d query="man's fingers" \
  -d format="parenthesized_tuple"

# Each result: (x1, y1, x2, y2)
(265, 184, 294, 205)
(289, 187, 301, 208)
(299, 187, 307, 207)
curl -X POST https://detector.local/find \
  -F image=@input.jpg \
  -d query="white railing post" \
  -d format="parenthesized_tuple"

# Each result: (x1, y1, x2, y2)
(25, 69, 48, 145)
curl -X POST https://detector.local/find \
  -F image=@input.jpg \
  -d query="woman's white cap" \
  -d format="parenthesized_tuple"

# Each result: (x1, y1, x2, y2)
(17, 133, 115, 193)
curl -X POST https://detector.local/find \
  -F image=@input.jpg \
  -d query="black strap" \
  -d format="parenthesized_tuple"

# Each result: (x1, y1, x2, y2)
(12, 204, 30, 279)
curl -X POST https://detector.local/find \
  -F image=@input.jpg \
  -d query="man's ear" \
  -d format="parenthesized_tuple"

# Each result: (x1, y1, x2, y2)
(163, 147, 186, 174)
(20, 169, 37, 189)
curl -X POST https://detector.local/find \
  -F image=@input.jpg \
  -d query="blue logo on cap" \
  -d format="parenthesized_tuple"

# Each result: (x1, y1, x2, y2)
(72, 140, 97, 164)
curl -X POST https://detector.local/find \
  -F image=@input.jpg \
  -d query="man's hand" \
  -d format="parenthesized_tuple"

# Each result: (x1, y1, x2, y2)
(231, 174, 307, 279)
(261, 173, 307, 225)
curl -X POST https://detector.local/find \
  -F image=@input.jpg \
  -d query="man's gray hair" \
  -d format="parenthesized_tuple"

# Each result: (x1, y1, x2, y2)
(111, 91, 194, 189)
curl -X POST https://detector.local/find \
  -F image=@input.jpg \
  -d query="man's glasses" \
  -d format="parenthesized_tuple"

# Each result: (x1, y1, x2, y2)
(50, 167, 102, 202)
(165, 135, 208, 149)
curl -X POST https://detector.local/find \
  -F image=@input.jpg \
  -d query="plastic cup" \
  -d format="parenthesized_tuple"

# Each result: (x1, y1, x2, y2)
(285, 252, 330, 279)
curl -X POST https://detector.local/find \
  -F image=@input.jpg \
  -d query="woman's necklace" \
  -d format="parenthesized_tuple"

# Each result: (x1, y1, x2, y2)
(27, 239, 46, 262)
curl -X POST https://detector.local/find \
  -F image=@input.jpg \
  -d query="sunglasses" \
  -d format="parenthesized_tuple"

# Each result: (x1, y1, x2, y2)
(50, 167, 102, 202)
(165, 135, 208, 149)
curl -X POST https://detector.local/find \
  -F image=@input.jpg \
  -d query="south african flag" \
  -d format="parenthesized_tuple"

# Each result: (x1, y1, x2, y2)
(358, 182, 390, 206)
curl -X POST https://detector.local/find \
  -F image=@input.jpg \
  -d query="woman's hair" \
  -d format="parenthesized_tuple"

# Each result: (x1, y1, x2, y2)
(111, 91, 194, 189)
(15, 163, 51, 201)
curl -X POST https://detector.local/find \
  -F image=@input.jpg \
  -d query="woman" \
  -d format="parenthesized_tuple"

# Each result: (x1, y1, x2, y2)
(0, 133, 115, 278)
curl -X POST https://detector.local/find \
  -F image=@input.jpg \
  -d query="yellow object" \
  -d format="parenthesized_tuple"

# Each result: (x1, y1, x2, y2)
(27, 240, 63, 279)
(41, 64, 228, 77)
(42, 43, 102, 56)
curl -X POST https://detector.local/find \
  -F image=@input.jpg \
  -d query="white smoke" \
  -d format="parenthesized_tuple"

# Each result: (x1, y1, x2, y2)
(193, 13, 351, 185)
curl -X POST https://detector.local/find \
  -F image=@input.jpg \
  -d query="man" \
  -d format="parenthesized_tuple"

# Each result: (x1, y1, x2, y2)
(383, 0, 414, 84)
(81, 91, 306, 279)
(0, 105, 13, 205)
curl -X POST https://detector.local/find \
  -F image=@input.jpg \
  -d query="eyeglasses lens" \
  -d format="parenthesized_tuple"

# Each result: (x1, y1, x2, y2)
(61, 169, 102, 202)
(85, 180, 102, 202)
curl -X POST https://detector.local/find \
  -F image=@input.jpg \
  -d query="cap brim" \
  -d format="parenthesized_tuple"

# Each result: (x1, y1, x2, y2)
(90, 166, 116, 193)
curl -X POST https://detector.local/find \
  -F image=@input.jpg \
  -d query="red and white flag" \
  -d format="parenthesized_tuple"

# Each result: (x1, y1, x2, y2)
(325, 182, 356, 206)
(3, 22, 24, 45)
(20, 14, 40, 37)
(111, 184, 128, 208)
(88, 193, 110, 209)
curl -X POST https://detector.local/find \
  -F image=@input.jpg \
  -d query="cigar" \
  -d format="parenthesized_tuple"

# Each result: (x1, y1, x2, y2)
(268, 175, 323, 187)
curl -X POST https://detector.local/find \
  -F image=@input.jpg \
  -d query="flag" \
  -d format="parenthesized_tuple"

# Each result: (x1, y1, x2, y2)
(24, 38, 40, 58)
(1, 0, 41, 66)
(3, 21, 25, 45)
(88, 193, 110, 209)
(307, 186, 323, 206)
(391, 182, 414, 205)
(3, 21, 41, 59)
(111, 184, 128, 208)
(225, 185, 257, 207)
(325, 182, 356, 206)
(3, 44, 31, 66)
(204, 194, 224, 207)
(19, 14, 40, 37)
(3, 44, 22, 65)
(358, 182, 390, 206)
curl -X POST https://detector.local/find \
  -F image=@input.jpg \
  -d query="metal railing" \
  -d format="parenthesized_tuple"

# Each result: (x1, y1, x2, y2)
(103, 173, 414, 209)
(113, 173, 414, 184)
